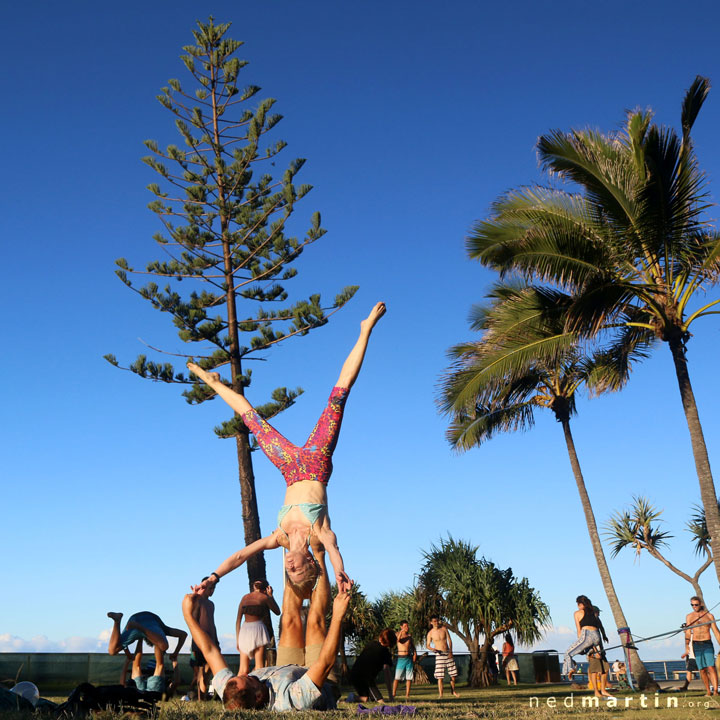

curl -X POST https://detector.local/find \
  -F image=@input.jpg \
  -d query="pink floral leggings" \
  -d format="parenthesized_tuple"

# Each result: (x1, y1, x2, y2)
(241, 387, 349, 486)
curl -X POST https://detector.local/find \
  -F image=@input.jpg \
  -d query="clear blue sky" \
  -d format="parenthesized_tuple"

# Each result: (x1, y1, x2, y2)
(4, 0, 720, 662)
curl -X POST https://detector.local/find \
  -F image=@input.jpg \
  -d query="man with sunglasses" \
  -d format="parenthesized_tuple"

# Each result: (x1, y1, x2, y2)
(685, 596, 720, 696)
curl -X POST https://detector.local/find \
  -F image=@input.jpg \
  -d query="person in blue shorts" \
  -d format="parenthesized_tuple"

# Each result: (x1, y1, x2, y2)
(684, 596, 720, 697)
(392, 620, 417, 700)
(106, 611, 187, 693)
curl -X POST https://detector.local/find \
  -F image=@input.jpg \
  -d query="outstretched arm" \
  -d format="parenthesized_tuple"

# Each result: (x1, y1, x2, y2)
(187, 362, 254, 416)
(316, 525, 350, 592)
(335, 302, 385, 390)
(182, 594, 228, 677)
(195, 533, 280, 592)
(306, 586, 352, 688)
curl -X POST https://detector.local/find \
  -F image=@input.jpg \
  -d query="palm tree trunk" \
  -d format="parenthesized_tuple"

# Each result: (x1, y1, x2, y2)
(560, 417, 657, 690)
(667, 336, 720, 584)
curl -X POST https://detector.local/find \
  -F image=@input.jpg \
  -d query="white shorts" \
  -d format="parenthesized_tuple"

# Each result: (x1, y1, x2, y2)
(434, 653, 458, 679)
(237, 620, 271, 655)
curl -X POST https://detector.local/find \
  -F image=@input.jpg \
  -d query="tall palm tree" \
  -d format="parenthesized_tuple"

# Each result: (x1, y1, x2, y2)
(439, 283, 656, 688)
(467, 76, 720, 582)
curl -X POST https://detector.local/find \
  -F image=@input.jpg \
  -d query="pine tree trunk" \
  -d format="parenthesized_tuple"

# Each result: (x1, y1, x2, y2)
(209, 53, 267, 589)
(560, 417, 657, 690)
(235, 431, 266, 586)
(667, 336, 720, 584)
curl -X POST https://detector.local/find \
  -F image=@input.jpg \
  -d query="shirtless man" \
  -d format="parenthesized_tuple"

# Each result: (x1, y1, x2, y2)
(392, 620, 417, 700)
(684, 595, 720, 696)
(188, 579, 219, 699)
(426, 616, 459, 698)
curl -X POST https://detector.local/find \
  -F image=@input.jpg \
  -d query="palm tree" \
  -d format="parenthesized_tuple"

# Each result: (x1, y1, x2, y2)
(439, 283, 657, 688)
(467, 76, 720, 582)
(606, 496, 714, 603)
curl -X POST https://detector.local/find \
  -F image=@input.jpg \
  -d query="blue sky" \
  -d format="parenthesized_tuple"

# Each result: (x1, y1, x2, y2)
(4, 0, 720, 663)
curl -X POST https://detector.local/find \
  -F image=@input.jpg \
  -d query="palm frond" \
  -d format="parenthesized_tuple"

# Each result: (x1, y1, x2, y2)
(681, 76, 710, 143)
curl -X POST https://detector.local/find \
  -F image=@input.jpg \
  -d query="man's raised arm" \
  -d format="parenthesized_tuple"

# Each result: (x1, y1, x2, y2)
(306, 588, 352, 688)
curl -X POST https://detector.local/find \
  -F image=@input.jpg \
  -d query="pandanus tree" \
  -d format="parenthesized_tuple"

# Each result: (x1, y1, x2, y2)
(105, 19, 356, 585)
(439, 283, 657, 688)
(468, 76, 720, 584)
(413, 537, 549, 688)
(606, 496, 714, 603)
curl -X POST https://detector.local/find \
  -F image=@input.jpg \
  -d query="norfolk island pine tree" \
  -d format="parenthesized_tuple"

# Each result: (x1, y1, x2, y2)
(439, 284, 656, 688)
(105, 19, 357, 586)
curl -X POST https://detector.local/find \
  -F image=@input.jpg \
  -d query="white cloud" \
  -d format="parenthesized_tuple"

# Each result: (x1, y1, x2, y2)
(0, 633, 108, 652)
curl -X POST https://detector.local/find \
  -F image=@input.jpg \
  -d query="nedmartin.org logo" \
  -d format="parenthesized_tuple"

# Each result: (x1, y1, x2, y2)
(530, 693, 714, 710)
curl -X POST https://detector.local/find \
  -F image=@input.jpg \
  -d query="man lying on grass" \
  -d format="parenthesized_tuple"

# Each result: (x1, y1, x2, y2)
(182, 584, 351, 710)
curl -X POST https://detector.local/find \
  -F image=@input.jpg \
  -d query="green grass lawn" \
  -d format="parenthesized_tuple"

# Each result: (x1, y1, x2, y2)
(19, 681, 720, 719)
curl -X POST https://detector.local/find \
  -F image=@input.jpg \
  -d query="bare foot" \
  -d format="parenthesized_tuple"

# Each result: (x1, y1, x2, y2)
(187, 361, 221, 385)
(107, 612, 123, 622)
(452, 691, 460, 698)
(361, 302, 386, 333)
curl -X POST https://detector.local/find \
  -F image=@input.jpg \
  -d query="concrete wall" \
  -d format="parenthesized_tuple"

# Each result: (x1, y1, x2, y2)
(0, 651, 559, 693)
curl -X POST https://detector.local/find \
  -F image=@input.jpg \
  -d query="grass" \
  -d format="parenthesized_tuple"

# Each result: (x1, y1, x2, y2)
(8, 681, 720, 718)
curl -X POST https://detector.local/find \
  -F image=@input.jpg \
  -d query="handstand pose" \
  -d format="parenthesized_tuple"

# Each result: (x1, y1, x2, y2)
(187, 301, 385, 595)
(106, 611, 187, 693)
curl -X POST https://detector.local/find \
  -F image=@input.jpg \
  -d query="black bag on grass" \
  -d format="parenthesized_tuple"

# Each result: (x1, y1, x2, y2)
(55, 682, 160, 717)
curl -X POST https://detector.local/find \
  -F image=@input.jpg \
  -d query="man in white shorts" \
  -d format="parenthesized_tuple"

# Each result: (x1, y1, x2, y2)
(427, 616, 460, 698)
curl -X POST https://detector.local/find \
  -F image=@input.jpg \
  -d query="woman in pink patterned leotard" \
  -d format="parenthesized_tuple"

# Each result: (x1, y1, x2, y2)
(187, 302, 385, 597)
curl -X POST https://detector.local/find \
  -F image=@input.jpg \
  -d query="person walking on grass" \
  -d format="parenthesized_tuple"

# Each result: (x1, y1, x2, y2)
(427, 616, 460, 698)
(106, 611, 187, 693)
(187, 302, 386, 598)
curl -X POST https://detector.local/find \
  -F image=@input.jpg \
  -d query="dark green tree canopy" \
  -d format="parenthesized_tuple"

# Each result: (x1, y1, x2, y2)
(105, 18, 357, 437)
(413, 536, 549, 686)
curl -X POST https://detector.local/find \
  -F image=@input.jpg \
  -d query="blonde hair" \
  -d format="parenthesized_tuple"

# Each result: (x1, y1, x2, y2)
(285, 556, 322, 599)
